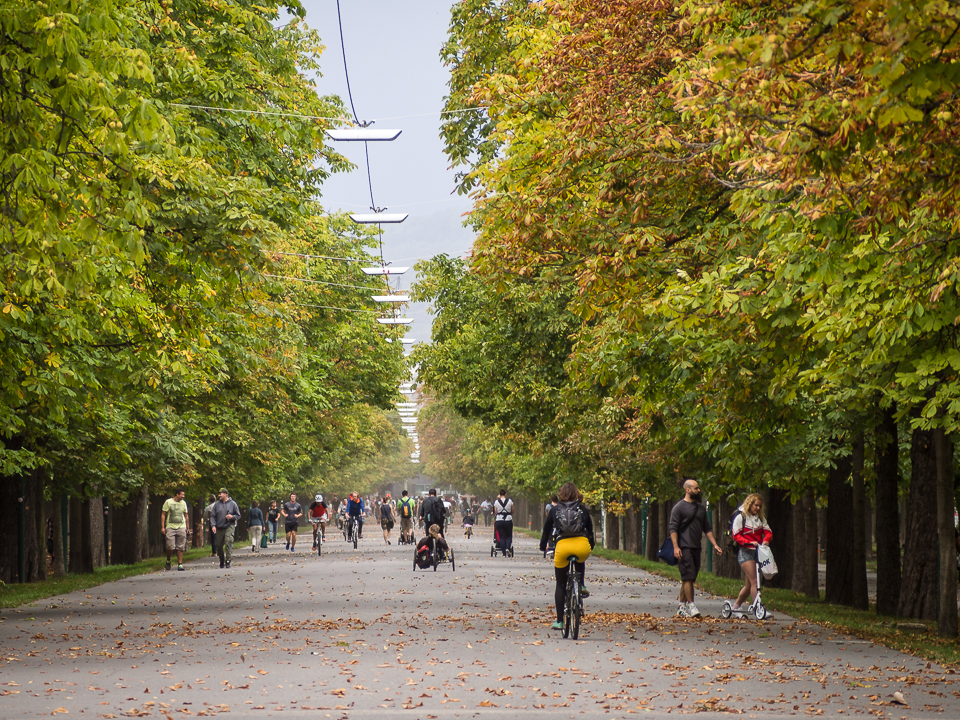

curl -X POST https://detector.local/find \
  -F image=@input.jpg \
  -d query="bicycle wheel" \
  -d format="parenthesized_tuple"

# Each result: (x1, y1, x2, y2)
(570, 579, 582, 640)
(317, 534, 322, 557)
(450, 549, 456, 572)
(562, 571, 575, 639)
(353, 527, 358, 549)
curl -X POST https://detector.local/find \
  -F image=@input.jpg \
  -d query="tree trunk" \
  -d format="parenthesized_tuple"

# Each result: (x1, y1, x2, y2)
(898, 427, 939, 619)
(825, 449, 855, 605)
(112, 485, 149, 565)
(875, 404, 901, 616)
(645, 500, 660, 561)
(933, 429, 958, 637)
(604, 502, 620, 550)
(623, 494, 640, 554)
(792, 489, 819, 597)
(89, 498, 106, 568)
(192, 496, 205, 548)
(51, 496, 66, 577)
(32, 471, 47, 581)
(148, 492, 166, 557)
(712, 495, 741, 579)
(765, 488, 794, 589)
(850, 433, 869, 609)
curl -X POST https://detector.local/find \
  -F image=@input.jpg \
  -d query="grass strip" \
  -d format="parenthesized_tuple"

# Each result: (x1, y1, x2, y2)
(517, 528, 960, 667)
(0, 547, 211, 609)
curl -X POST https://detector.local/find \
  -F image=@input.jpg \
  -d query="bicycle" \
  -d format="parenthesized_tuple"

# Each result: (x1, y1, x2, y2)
(560, 551, 585, 639)
(309, 517, 323, 557)
(348, 515, 360, 549)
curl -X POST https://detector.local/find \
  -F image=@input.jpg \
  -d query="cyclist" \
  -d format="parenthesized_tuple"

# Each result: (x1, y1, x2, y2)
(539, 482, 594, 630)
(308, 494, 328, 549)
(337, 496, 348, 534)
(396, 490, 417, 544)
(346, 492, 365, 541)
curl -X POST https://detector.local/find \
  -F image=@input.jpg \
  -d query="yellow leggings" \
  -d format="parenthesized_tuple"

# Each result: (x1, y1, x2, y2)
(554, 536, 591, 568)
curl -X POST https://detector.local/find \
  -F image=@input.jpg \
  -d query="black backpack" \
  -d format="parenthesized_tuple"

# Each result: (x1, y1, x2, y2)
(423, 497, 441, 524)
(725, 508, 743, 552)
(554, 501, 583, 539)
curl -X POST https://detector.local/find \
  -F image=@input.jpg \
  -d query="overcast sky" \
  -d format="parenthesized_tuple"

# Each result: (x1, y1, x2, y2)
(294, 0, 477, 336)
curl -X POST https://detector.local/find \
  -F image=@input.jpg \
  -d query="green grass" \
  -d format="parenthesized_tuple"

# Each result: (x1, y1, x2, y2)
(517, 529, 960, 667)
(0, 547, 211, 609)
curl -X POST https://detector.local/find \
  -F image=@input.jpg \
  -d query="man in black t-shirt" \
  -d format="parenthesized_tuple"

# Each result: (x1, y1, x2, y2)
(669, 479, 722, 618)
(282, 492, 303, 552)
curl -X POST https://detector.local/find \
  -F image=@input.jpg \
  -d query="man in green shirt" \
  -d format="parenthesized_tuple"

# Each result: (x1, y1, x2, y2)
(161, 489, 190, 571)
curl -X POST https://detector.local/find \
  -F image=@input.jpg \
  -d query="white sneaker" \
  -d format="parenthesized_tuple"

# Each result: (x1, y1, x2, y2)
(688, 602, 702, 618)
(676, 603, 691, 618)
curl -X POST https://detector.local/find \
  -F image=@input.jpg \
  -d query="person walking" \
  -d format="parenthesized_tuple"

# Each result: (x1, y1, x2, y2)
(378, 496, 395, 545)
(282, 492, 303, 551)
(493, 488, 514, 556)
(731, 493, 772, 615)
(247, 501, 265, 553)
(210, 488, 241, 569)
(266, 501, 280, 543)
(540, 482, 595, 629)
(396, 490, 417, 544)
(669, 478, 722, 617)
(202, 493, 217, 557)
(419, 489, 445, 538)
(480, 498, 492, 527)
(161, 488, 190, 571)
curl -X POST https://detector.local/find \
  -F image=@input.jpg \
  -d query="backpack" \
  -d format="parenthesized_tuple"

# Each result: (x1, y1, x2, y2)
(725, 508, 743, 552)
(553, 501, 583, 539)
(423, 497, 441, 524)
(399, 499, 413, 518)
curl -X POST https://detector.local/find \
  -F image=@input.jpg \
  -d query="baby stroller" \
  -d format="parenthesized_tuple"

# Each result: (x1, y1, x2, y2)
(490, 527, 513, 558)
(413, 536, 456, 572)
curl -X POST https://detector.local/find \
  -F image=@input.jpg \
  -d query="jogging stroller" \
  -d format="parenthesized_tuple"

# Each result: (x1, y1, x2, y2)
(490, 527, 513, 557)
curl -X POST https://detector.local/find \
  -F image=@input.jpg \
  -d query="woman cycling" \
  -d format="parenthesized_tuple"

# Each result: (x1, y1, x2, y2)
(539, 482, 595, 630)
(731, 493, 772, 614)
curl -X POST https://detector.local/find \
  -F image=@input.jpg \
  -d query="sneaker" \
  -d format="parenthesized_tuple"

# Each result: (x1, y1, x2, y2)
(312, 544, 317, 550)
(579, 585, 590, 599)
(177, 565, 185, 571)
(688, 602, 702, 618)
(731, 602, 744, 615)
(551, 621, 564, 629)
(165, 561, 171, 571)
(285, 542, 290, 550)
(220, 562, 225, 569)
(225, 561, 231, 568)
(676, 603, 691, 618)
(290, 546, 295, 552)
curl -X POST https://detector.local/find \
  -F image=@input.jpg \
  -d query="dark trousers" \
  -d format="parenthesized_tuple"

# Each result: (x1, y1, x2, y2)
(555, 561, 585, 622)
(494, 520, 513, 551)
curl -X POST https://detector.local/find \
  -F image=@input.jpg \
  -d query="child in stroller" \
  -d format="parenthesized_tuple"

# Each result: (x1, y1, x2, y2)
(415, 524, 451, 570)
(462, 512, 475, 538)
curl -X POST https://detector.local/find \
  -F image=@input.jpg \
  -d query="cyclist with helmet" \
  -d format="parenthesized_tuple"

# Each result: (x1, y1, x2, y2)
(308, 494, 328, 549)
(346, 492, 365, 541)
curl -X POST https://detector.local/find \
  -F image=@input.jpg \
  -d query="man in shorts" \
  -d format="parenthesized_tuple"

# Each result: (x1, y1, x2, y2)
(396, 490, 416, 544)
(161, 488, 189, 571)
(669, 478, 722, 618)
(282, 492, 303, 552)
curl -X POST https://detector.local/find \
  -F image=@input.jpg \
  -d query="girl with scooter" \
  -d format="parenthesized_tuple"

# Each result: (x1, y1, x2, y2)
(729, 493, 772, 617)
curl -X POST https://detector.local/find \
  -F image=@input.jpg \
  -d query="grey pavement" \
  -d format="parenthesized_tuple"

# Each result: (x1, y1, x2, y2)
(2, 531, 958, 719)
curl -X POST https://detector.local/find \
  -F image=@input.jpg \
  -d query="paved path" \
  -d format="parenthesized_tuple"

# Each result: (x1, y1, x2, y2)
(2, 532, 958, 719)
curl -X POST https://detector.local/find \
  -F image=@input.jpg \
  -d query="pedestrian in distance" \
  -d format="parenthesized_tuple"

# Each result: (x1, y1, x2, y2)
(731, 493, 772, 615)
(210, 488, 241, 569)
(282, 492, 303, 552)
(247, 500, 265, 553)
(544, 494, 558, 520)
(480, 498, 492, 526)
(493, 488, 514, 555)
(669, 478, 722, 617)
(540, 482, 595, 629)
(202, 493, 217, 557)
(161, 488, 190, 571)
(419, 488, 445, 538)
(396, 490, 417, 544)
(266, 501, 280, 543)
(378, 496, 395, 545)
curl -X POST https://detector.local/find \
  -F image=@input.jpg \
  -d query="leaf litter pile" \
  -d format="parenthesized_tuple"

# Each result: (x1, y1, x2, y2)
(1, 543, 959, 718)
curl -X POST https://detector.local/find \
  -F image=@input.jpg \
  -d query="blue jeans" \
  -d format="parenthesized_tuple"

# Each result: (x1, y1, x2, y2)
(268, 520, 279, 542)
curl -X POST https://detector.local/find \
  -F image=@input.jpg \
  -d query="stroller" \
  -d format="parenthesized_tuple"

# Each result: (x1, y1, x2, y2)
(413, 535, 456, 572)
(490, 526, 513, 557)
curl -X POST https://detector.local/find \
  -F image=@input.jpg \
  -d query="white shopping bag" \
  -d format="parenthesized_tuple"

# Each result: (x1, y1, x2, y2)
(757, 544, 778, 578)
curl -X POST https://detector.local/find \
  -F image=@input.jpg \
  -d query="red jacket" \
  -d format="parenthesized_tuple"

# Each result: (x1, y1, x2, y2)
(732, 512, 772, 547)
